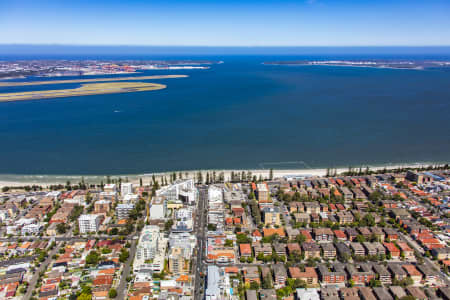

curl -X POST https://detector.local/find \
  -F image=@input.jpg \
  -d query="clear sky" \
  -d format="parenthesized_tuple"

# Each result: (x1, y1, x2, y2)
(1, 0, 449, 46)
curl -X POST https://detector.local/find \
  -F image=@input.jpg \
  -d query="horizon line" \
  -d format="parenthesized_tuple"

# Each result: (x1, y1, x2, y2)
(1, 44, 450, 48)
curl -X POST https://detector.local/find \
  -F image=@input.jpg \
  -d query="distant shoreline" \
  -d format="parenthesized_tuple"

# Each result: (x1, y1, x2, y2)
(0, 161, 446, 187)
(262, 60, 450, 70)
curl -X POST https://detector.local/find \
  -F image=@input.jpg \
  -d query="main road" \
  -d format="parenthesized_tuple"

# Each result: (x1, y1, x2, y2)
(117, 240, 138, 300)
(24, 242, 62, 300)
(194, 186, 208, 300)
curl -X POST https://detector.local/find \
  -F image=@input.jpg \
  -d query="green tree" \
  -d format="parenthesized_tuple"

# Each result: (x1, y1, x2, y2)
(369, 278, 381, 287)
(56, 223, 67, 234)
(77, 293, 92, 300)
(119, 248, 130, 263)
(164, 219, 174, 232)
(262, 273, 272, 289)
(85, 251, 101, 266)
(400, 296, 416, 300)
(249, 281, 259, 290)
(224, 239, 233, 247)
(108, 288, 117, 298)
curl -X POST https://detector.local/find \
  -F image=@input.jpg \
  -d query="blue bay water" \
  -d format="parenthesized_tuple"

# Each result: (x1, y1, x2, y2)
(0, 54, 449, 175)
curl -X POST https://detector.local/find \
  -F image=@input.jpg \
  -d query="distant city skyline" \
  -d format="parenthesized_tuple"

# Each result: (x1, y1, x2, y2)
(1, 0, 450, 46)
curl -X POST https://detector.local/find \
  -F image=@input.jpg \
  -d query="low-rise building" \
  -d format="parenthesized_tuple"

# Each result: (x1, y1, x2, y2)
(78, 214, 102, 233)
(402, 264, 422, 284)
(373, 264, 391, 285)
(302, 242, 321, 259)
(116, 203, 134, 219)
(273, 263, 287, 287)
(318, 265, 346, 285)
(321, 243, 336, 259)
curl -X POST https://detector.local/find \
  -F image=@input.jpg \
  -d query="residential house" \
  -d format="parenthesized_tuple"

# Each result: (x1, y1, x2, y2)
(302, 242, 321, 259)
(406, 286, 427, 300)
(373, 264, 392, 285)
(314, 228, 334, 242)
(388, 264, 407, 280)
(350, 242, 365, 257)
(396, 242, 414, 259)
(417, 264, 438, 285)
(359, 287, 377, 300)
(335, 243, 352, 261)
(389, 286, 407, 299)
(273, 263, 287, 287)
(402, 265, 422, 284)
(373, 287, 393, 300)
(289, 267, 318, 286)
(337, 211, 354, 225)
(287, 243, 301, 256)
(240, 244, 252, 258)
(273, 243, 286, 257)
(318, 265, 346, 285)
(244, 266, 260, 285)
(384, 228, 398, 241)
(346, 264, 374, 285)
(363, 242, 377, 256)
(345, 228, 358, 241)
(384, 242, 400, 258)
(321, 243, 336, 260)
(262, 206, 281, 226)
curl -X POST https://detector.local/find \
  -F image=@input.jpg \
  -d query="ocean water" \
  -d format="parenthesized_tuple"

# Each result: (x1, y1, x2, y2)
(0, 54, 450, 175)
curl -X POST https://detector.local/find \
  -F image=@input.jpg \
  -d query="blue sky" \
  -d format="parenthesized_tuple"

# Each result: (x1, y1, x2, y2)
(1, 0, 449, 46)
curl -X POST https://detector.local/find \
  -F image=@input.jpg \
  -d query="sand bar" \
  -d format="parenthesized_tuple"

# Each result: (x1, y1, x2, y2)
(0, 74, 188, 87)
(0, 82, 166, 102)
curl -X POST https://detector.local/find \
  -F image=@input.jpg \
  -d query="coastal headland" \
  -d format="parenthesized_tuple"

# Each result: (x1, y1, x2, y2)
(0, 74, 188, 87)
(0, 81, 166, 102)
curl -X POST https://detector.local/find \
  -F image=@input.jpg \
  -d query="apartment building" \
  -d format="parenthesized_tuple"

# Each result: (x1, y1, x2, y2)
(318, 265, 346, 284)
(321, 243, 336, 259)
(273, 263, 287, 287)
(135, 225, 163, 267)
(116, 203, 135, 220)
(350, 242, 365, 257)
(78, 214, 102, 234)
(314, 228, 334, 242)
(168, 247, 189, 275)
(373, 264, 392, 285)
(255, 183, 270, 203)
(262, 206, 281, 226)
(121, 183, 133, 196)
(346, 264, 374, 285)
(149, 196, 167, 220)
(302, 243, 321, 259)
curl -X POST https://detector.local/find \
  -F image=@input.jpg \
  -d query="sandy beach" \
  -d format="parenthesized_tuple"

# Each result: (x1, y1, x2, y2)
(0, 162, 443, 188)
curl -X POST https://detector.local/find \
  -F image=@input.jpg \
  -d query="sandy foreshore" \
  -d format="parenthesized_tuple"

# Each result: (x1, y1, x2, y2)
(0, 74, 188, 87)
(0, 162, 444, 188)
(0, 82, 166, 102)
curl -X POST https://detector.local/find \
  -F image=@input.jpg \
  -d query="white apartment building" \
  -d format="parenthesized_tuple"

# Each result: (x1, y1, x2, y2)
(135, 225, 162, 265)
(134, 225, 168, 273)
(149, 196, 167, 220)
(78, 214, 102, 233)
(123, 193, 139, 204)
(21, 223, 41, 235)
(104, 184, 117, 193)
(121, 183, 133, 196)
(156, 179, 197, 203)
(116, 203, 135, 219)
(208, 185, 223, 209)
